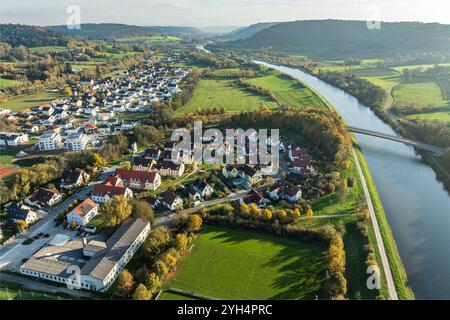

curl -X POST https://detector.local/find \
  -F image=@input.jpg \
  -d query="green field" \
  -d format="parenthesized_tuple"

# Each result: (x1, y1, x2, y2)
(0, 78, 24, 90)
(361, 75, 401, 91)
(0, 282, 64, 300)
(0, 91, 64, 111)
(116, 35, 181, 43)
(311, 155, 363, 216)
(393, 79, 449, 109)
(244, 71, 327, 110)
(162, 225, 327, 300)
(406, 111, 450, 122)
(391, 63, 450, 73)
(176, 78, 277, 114)
(28, 46, 67, 53)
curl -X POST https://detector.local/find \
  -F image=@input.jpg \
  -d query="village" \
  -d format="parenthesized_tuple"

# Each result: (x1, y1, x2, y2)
(0, 53, 317, 295)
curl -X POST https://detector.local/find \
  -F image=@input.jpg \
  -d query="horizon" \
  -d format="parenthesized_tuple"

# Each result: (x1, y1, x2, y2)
(1, 0, 450, 28)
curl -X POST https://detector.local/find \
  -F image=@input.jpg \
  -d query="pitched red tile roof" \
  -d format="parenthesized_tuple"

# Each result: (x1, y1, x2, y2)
(114, 169, 159, 183)
(73, 198, 98, 217)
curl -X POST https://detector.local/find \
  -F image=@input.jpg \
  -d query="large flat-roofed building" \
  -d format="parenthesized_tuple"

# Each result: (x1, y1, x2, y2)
(20, 218, 151, 292)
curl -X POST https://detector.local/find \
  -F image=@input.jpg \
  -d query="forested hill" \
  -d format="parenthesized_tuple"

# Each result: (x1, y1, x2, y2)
(0, 24, 71, 47)
(47, 23, 155, 40)
(216, 20, 450, 58)
(222, 22, 278, 41)
(47, 24, 205, 40)
(147, 26, 205, 37)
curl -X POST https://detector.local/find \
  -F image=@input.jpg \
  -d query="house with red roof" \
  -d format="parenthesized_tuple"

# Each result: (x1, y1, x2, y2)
(91, 176, 133, 203)
(67, 198, 99, 227)
(114, 169, 161, 191)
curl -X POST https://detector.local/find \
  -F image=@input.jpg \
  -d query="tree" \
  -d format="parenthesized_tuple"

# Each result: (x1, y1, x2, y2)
(153, 260, 169, 277)
(162, 252, 177, 271)
(16, 220, 28, 232)
(102, 196, 133, 228)
(117, 269, 134, 297)
(120, 161, 132, 170)
(278, 210, 287, 220)
(263, 209, 272, 220)
(175, 233, 189, 250)
(145, 272, 161, 295)
(240, 203, 249, 215)
(63, 86, 73, 96)
(143, 228, 171, 260)
(292, 208, 301, 218)
(92, 153, 106, 168)
(132, 200, 155, 223)
(249, 203, 260, 216)
(341, 160, 350, 170)
(132, 284, 151, 300)
(187, 214, 202, 232)
(325, 272, 347, 298)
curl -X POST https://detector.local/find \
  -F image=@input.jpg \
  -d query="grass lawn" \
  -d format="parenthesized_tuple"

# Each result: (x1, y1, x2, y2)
(0, 141, 35, 166)
(0, 91, 64, 111)
(344, 222, 380, 299)
(311, 155, 363, 216)
(163, 225, 327, 300)
(0, 281, 64, 300)
(393, 79, 449, 109)
(157, 290, 197, 300)
(176, 78, 277, 114)
(354, 148, 414, 300)
(244, 71, 327, 110)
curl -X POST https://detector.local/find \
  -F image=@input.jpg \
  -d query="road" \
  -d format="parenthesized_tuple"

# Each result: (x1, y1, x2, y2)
(352, 148, 398, 300)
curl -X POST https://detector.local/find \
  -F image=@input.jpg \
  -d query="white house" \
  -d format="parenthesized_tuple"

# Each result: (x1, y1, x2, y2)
(161, 191, 183, 211)
(0, 132, 29, 147)
(65, 132, 89, 151)
(67, 198, 99, 227)
(38, 130, 63, 151)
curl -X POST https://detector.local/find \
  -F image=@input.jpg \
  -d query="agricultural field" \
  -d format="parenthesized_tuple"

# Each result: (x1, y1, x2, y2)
(116, 35, 181, 43)
(28, 46, 67, 53)
(360, 75, 401, 91)
(391, 63, 450, 73)
(244, 71, 327, 110)
(162, 225, 327, 300)
(347, 68, 397, 77)
(0, 91, 64, 111)
(176, 78, 277, 114)
(437, 76, 450, 100)
(392, 79, 449, 109)
(0, 78, 24, 90)
(406, 111, 450, 122)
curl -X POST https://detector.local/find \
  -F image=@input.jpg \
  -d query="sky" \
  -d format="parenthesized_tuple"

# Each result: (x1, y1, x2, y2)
(0, 0, 450, 28)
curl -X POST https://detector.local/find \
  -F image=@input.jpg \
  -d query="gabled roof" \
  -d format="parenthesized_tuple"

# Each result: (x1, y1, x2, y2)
(114, 169, 159, 184)
(73, 198, 98, 217)
(92, 177, 128, 197)
(81, 218, 150, 281)
(161, 191, 181, 205)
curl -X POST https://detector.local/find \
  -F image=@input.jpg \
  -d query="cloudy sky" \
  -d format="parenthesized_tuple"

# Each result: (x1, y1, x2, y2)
(0, 0, 449, 27)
